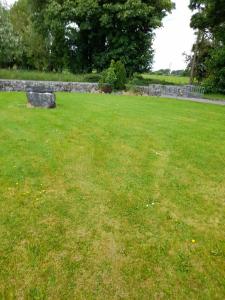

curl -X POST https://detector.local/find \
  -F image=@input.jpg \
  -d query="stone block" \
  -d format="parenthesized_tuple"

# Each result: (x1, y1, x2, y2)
(27, 92, 56, 108)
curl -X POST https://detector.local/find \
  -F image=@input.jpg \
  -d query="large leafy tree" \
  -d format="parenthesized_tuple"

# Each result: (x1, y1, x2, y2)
(187, 31, 212, 83)
(189, 0, 225, 91)
(190, 0, 225, 41)
(28, 0, 174, 73)
(0, 1, 21, 67)
(10, 0, 50, 70)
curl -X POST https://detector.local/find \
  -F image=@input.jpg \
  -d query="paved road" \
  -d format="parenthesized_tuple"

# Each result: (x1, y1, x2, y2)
(161, 95, 225, 106)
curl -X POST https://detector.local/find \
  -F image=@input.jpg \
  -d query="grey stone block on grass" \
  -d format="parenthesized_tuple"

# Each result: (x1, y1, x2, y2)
(27, 92, 56, 108)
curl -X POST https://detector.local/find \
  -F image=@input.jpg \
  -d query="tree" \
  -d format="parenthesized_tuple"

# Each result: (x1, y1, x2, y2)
(0, 1, 21, 67)
(154, 69, 171, 75)
(99, 60, 127, 90)
(189, 0, 225, 91)
(28, 0, 174, 74)
(9, 0, 49, 70)
(188, 30, 212, 83)
(3, 0, 174, 73)
(171, 70, 186, 76)
(114, 61, 127, 90)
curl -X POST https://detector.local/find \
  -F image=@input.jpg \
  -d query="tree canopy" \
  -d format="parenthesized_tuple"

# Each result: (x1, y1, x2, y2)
(189, 0, 225, 91)
(0, 0, 174, 74)
(0, 1, 21, 67)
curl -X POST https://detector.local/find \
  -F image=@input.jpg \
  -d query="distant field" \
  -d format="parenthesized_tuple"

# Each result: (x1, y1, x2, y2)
(0, 69, 190, 85)
(0, 69, 100, 82)
(142, 74, 190, 85)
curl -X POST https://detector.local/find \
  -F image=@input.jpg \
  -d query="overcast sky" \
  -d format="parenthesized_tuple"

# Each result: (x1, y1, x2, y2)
(153, 0, 195, 70)
(6, 0, 195, 71)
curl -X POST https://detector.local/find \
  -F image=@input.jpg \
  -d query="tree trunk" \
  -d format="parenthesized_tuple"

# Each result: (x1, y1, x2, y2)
(190, 30, 201, 85)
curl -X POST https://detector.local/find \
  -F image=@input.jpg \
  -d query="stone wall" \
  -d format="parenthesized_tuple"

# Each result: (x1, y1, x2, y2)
(0, 79, 204, 99)
(137, 84, 205, 98)
(0, 79, 98, 93)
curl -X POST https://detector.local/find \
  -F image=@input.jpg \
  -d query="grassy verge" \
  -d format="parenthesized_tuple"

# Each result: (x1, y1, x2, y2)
(0, 92, 225, 299)
(0, 69, 100, 82)
(204, 93, 225, 101)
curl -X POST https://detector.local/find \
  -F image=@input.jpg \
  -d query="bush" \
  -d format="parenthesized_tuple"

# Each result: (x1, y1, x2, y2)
(129, 73, 142, 84)
(99, 83, 113, 94)
(99, 60, 127, 91)
(114, 61, 127, 89)
(106, 62, 117, 86)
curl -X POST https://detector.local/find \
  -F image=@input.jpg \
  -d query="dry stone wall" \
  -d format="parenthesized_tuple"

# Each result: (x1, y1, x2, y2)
(0, 80, 204, 99)
(137, 84, 205, 98)
(0, 80, 98, 93)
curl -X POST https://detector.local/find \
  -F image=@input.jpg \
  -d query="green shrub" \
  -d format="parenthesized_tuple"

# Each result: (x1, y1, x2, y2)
(114, 61, 127, 89)
(105, 61, 117, 86)
(99, 60, 127, 91)
(128, 73, 142, 85)
(98, 70, 112, 93)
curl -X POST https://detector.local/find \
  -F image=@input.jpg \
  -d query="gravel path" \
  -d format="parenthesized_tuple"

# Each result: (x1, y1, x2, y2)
(161, 95, 225, 106)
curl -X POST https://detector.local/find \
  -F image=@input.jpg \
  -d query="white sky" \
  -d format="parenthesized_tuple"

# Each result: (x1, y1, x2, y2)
(6, 0, 195, 71)
(153, 0, 196, 70)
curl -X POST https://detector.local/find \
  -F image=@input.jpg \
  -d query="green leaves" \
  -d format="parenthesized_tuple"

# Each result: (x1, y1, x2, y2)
(99, 60, 127, 90)
(2, 0, 174, 73)
(190, 0, 225, 91)
(0, 2, 21, 67)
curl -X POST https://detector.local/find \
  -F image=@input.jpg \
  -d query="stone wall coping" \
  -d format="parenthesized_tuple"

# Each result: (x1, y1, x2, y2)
(0, 79, 99, 93)
(0, 79, 98, 85)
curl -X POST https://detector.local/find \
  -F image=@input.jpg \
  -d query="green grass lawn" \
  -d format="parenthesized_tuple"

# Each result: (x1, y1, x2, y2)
(142, 73, 191, 85)
(0, 92, 225, 299)
(0, 69, 100, 82)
